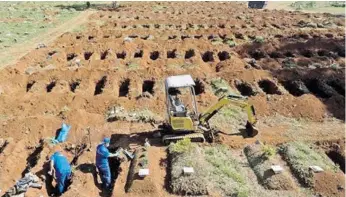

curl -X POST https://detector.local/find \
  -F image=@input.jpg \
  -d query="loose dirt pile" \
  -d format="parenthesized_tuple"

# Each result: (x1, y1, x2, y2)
(314, 171, 345, 197)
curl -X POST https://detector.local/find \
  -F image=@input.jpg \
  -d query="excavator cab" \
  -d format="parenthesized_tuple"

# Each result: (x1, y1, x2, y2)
(162, 74, 259, 144)
(165, 75, 198, 132)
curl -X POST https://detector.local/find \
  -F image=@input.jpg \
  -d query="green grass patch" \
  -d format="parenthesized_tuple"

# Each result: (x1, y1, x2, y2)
(254, 36, 265, 44)
(127, 62, 139, 70)
(169, 143, 249, 196)
(211, 37, 223, 45)
(223, 38, 237, 47)
(279, 141, 338, 187)
(170, 138, 193, 153)
(0, 2, 84, 50)
(289, 1, 345, 14)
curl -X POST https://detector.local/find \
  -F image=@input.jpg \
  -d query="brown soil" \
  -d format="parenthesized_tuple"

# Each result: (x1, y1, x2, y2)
(314, 172, 345, 197)
(0, 2, 344, 197)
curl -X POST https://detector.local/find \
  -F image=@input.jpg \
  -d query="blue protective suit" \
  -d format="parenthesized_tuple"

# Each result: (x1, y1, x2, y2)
(50, 152, 71, 195)
(96, 144, 111, 188)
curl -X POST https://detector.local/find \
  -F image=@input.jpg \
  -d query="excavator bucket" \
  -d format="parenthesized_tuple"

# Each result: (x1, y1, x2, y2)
(245, 121, 259, 137)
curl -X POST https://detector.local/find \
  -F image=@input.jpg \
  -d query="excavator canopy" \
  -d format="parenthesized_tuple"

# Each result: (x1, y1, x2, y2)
(165, 75, 195, 89)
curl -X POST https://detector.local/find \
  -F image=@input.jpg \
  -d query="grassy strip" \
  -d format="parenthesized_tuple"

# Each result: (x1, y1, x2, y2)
(279, 141, 338, 187)
(169, 140, 248, 196)
(244, 144, 296, 190)
(0, 2, 85, 50)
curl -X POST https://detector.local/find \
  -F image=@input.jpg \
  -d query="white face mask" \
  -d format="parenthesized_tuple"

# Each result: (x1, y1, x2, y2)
(105, 143, 110, 147)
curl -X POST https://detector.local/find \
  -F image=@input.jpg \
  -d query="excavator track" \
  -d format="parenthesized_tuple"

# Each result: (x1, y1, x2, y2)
(162, 133, 205, 145)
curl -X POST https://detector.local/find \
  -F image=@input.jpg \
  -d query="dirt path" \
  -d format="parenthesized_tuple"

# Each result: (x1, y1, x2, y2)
(0, 10, 96, 70)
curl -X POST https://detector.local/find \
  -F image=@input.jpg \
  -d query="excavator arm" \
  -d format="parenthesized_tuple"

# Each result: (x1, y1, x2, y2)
(199, 94, 258, 137)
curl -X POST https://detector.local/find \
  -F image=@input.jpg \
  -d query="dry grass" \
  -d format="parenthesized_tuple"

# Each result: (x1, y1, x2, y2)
(169, 142, 249, 196)
(244, 143, 297, 190)
(279, 141, 338, 187)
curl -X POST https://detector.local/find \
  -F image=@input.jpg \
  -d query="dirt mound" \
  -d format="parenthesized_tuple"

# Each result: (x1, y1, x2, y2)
(314, 172, 345, 197)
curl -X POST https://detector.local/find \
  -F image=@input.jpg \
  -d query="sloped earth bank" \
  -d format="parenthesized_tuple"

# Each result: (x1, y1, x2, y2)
(0, 2, 344, 197)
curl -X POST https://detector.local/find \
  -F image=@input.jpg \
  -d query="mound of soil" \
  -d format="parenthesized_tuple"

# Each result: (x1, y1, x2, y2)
(314, 172, 345, 197)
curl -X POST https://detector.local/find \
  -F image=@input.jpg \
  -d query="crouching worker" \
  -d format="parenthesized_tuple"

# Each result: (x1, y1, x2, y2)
(96, 137, 120, 189)
(48, 151, 72, 195)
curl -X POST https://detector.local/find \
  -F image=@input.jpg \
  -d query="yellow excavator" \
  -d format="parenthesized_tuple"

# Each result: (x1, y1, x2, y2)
(161, 75, 258, 144)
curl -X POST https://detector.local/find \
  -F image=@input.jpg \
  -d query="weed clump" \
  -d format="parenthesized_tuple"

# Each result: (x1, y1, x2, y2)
(169, 138, 192, 153)
(210, 78, 234, 97)
(254, 36, 265, 43)
(261, 144, 277, 159)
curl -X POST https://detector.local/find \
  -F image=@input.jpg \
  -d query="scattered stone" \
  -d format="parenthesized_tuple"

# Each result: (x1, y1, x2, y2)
(140, 91, 153, 99)
(75, 59, 81, 66)
(144, 138, 151, 147)
(306, 22, 317, 28)
(317, 23, 324, 28)
(25, 67, 37, 75)
(36, 43, 46, 49)
(123, 37, 132, 42)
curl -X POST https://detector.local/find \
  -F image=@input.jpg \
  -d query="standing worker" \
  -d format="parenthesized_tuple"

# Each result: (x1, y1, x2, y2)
(96, 138, 119, 189)
(48, 150, 72, 195)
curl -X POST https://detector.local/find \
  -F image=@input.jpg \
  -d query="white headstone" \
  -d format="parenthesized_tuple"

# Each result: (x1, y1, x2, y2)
(183, 167, 194, 175)
(271, 165, 283, 174)
(309, 166, 324, 173)
(138, 168, 149, 177)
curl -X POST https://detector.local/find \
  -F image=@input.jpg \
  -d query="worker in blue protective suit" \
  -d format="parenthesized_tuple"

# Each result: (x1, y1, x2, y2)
(49, 151, 72, 195)
(96, 137, 119, 189)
